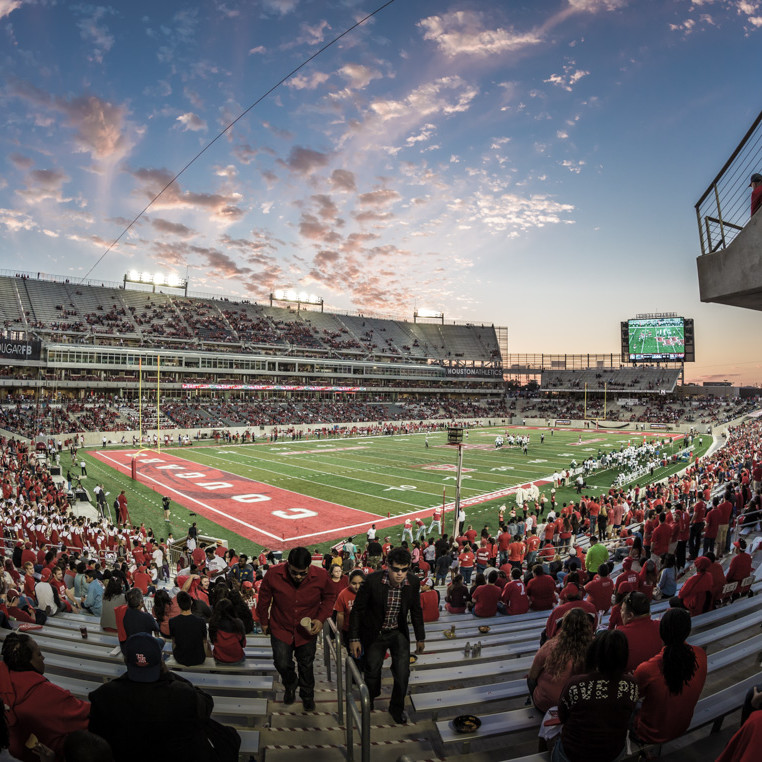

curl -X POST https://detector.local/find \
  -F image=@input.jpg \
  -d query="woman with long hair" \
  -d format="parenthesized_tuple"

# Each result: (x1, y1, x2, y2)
(527, 607, 594, 713)
(100, 576, 126, 632)
(445, 574, 469, 614)
(153, 589, 181, 638)
(554, 630, 638, 762)
(208, 598, 246, 664)
(631, 607, 707, 744)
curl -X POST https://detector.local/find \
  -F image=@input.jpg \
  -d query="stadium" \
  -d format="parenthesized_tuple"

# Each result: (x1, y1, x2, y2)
(2, 3, 762, 762)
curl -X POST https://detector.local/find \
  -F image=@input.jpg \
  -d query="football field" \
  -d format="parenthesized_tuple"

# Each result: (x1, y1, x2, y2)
(87, 425, 695, 555)
(628, 322, 685, 356)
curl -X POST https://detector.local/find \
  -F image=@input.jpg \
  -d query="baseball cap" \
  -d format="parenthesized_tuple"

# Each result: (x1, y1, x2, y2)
(733, 538, 747, 550)
(124, 633, 163, 683)
(242, 580, 253, 589)
(695, 556, 711, 572)
(750, 173, 762, 186)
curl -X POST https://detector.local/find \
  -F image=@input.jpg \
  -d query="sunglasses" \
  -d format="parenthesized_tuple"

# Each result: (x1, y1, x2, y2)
(389, 565, 410, 574)
(288, 566, 310, 578)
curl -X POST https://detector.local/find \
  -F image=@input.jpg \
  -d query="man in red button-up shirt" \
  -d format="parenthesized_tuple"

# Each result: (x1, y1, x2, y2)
(256, 547, 337, 711)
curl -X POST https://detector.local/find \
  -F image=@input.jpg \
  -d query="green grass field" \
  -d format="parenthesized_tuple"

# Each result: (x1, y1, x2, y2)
(78, 426, 706, 557)
(628, 321, 685, 357)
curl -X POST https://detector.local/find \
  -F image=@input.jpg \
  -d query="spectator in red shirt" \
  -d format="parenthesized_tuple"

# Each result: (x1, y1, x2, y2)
(507, 535, 526, 569)
(418, 578, 440, 623)
(716, 492, 734, 558)
(471, 570, 501, 617)
(498, 567, 529, 615)
(334, 570, 366, 647)
(650, 513, 672, 561)
(458, 546, 475, 585)
(527, 608, 593, 714)
(675, 556, 714, 616)
(585, 563, 614, 614)
(0, 632, 90, 760)
(726, 539, 753, 591)
(544, 583, 598, 641)
(616, 591, 662, 673)
(256, 547, 337, 712)
(704, 551, 726, 605)
(702, 498, 722, 556)
(632, 607, 707, 744)
(688, 498, 706, 560)
(527, 565, 557, 611)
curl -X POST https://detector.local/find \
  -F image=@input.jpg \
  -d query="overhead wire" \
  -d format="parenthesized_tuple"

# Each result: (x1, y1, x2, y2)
(80, 0, 399, 282)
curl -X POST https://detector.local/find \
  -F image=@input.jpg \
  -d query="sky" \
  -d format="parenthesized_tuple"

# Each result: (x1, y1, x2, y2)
(1, 0, 762, 385)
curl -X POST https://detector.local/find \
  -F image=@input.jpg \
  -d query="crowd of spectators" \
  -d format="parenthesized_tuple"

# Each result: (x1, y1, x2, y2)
(0, 405, 760, 758)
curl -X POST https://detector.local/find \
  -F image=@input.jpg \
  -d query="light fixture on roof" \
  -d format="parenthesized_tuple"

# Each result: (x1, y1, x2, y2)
(270, 288, 324, 312)
(414, 308, 444, 324)
(123, 270, 188, 296)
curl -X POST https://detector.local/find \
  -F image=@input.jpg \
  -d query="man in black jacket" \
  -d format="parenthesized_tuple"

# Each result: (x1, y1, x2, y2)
(349, 547, 425, 723)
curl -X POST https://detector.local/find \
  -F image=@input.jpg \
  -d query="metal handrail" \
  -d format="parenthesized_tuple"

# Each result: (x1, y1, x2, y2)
(345, 651, 371, 762)
(322, 617, 344, 724)
(695, 109, 762, 255)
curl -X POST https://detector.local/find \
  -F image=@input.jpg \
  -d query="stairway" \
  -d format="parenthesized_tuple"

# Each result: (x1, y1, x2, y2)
(260, 641, 442, 762)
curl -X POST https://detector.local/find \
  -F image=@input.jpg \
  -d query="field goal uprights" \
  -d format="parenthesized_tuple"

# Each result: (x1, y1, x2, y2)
(583, 381, 608, 424)
(137, 354, 166, 454)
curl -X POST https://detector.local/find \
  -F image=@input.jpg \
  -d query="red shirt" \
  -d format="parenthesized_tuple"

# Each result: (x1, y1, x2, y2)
(500, 579, 529, 615)
(617, 616, 662, 673)
(691, 501, 706, 524)
(544, 599, 597, 639)
(255, 563, 337, 647)
(703, 508, 721, 539)
(0, 663, 90, 760)
(527, 574, 556, 610)
(333, 587, 357, 631)
(726, 552, 752, 584)
(717, 500, 733, 526)
(508, 541, 525, 562)
(651, 522, 672, 556)
(458, 551, 474, 569)
(471, 584, 501, 617)
(634, 646, 707, 743)
(420, 589, 439, 622)
(584, 576, 614, 612)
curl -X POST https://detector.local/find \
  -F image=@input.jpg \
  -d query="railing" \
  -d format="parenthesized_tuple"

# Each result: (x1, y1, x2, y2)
(322, 618, 370, 761)
(345, 650, 371, 762)
(322, 617, 344, 724)
(695, 109, 762, 255)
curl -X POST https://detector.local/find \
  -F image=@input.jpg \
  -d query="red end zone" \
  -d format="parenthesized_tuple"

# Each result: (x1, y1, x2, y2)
(93, 450, 379, 549)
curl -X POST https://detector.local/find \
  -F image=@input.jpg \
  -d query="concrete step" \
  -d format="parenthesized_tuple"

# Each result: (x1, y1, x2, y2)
(262, 737, 439, 762)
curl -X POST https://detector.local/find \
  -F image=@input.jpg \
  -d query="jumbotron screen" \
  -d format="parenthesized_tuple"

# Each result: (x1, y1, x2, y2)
(627, 317, 685, 360)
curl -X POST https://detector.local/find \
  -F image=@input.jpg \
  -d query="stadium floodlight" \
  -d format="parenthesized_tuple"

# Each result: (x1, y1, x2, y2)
(270, 288, 324, 312)
(124, 270, 188, 295)
(414, 308, 444, 324)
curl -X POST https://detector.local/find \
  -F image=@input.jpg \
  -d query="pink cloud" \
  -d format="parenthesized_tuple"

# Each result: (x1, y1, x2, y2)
(278, 146, 330, 175)
(11, 81, 131, 161)
(330, 169, 356, 192)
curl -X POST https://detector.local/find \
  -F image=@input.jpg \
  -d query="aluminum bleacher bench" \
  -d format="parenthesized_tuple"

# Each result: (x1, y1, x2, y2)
(49, 674, 268, 720)
(434, 637, 762, 747)
(410, 654, 534, 687)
